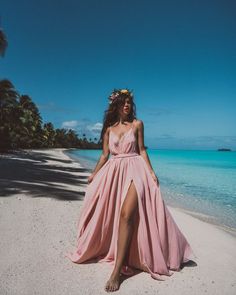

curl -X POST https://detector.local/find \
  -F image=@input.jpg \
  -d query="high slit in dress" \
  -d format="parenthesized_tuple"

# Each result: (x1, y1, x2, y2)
(65, 121, 196, 280)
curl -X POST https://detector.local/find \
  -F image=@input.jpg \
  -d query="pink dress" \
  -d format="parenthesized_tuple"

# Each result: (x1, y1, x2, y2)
(65, 123, 196, 280)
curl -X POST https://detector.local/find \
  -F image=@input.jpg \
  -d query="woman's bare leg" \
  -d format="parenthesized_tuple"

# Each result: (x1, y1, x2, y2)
(105, 180, 138, 292)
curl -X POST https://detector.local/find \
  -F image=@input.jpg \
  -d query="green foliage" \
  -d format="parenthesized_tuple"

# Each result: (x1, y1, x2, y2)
(0, 28, 8, 57)
(0, 79, 101, 151)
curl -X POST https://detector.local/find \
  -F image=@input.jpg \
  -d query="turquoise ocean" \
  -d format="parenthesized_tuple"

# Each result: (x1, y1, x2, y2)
(65, 149, 236, 234)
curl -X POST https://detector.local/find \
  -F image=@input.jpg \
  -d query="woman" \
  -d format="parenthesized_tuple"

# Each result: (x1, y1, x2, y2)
(66, 88, 195, 292)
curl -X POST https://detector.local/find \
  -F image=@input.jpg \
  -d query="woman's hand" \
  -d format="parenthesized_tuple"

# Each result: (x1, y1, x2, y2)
(150, 170, 159, 187)
(87, 172, 96, 184)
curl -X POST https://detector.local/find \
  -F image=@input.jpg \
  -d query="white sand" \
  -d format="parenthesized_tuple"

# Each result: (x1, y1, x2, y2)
(0, 148, 235, 295)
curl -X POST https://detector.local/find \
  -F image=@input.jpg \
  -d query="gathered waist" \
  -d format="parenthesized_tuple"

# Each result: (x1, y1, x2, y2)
(110, 152, 140, 159)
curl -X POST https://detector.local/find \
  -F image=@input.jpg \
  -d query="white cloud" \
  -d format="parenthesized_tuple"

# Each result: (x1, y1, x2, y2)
(62, 120, 79, 129)
(87, 122, 103, 133)
(61, 120, 103, 141)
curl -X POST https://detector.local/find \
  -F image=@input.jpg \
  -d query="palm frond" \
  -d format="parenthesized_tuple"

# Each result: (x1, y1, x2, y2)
(0, 29, 8, 57)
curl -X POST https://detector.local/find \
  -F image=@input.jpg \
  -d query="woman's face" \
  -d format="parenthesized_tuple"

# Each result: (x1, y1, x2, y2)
(120, 97, 131, 116)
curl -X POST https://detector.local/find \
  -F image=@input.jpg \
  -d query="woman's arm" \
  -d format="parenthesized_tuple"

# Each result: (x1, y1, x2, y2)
(91, 127, 110, 176)
(136, 120, 154, 172)
(136, 120, 159, 185)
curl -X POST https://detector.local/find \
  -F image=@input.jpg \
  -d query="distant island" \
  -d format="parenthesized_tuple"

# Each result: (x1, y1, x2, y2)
(217, 148, 232, 152)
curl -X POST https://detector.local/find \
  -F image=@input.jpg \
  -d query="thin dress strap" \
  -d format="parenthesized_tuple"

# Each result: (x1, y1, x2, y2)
(110, 120, 134, 132)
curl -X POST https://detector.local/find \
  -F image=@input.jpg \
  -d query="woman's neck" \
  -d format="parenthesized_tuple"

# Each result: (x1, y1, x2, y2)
(118, 116, 130, 124)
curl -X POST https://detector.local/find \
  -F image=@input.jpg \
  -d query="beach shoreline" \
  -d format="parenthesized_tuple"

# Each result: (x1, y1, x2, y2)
(0, 148, 235, 295)
(63, 149, 236, 238)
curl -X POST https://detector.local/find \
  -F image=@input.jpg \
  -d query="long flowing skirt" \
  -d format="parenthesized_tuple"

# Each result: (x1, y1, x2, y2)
(65, 153, 195, 280)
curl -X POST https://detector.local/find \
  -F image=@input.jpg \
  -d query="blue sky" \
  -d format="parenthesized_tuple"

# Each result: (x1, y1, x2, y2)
(1, 0, 236, 149)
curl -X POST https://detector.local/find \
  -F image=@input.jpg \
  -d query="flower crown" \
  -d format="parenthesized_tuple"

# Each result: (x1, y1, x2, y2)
(109, 89, 133, 104)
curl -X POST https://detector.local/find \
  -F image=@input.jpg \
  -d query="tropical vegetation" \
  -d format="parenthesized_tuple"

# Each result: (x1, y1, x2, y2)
(0, 27, 101, 152)
(0, 79, 101, 152)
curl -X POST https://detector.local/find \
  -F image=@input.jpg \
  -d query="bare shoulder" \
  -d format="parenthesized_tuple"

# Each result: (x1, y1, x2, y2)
(106, 126, 112, 135)
(133, 119, 144, 129)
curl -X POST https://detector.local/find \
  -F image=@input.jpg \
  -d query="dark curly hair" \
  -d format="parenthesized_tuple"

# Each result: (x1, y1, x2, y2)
(99, 88, 137, 143)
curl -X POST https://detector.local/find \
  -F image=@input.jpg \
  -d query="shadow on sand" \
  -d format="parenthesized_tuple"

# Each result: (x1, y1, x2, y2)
(0, 149, 92, 201)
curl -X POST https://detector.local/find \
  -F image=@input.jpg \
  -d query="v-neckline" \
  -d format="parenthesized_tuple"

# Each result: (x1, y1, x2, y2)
(110, 124, 133, 142)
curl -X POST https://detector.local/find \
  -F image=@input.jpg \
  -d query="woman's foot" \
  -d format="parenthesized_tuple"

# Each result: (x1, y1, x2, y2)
(104, 272, 121, 292)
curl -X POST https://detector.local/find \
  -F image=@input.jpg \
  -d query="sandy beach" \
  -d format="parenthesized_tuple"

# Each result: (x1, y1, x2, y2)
(0, 148, 235, 295)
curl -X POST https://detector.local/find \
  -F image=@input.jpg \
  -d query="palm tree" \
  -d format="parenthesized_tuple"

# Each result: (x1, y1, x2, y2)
(20, 95, 42, 126)
(0, 79, 19, 113)
(82, 133, 87, 142)
(0, 79, 19, 150)
(67, 129, 79, 147)
(55, 128, 67, 147)
(0, 19, 8, 57)
(18, 95, 43, 147)
(42, 122, 56, 147)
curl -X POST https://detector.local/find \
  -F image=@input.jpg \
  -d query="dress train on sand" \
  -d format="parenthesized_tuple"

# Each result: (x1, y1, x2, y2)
(65, 123, 195, 280)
